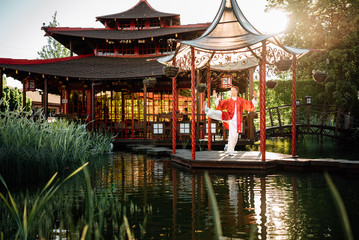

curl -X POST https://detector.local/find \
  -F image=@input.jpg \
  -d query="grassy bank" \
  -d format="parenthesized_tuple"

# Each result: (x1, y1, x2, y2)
(0, 109, 113, 184)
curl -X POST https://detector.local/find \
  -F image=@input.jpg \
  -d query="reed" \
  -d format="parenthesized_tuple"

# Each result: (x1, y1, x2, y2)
(0, 162, 89, 239)
(204, 171, 223, 240)
(324, 172, 354, 240)
(0, 109, 113, 184)
(0, 159, 150, 239)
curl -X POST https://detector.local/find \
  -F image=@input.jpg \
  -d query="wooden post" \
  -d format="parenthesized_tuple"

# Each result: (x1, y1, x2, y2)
(86, 90, 91, 120)
(259, 41, 267, 162)
(22, 81, 27, 110)
(292, 55, 297, 157)
(196, 70, 200, 146)
(131, 92, 134, 139)
(144, 84, 147, 141)
(44, 78, 48, 119)
(191, 47, 196, 160)
(276, 107, 283, 135)
(207, 65, 212, 151)
(248, 67, 255, 141)
(335, 108, 341, 137)
(307, 104, 310, 133)
(269, 108, 274, 127)
(91, 81, 95, 131)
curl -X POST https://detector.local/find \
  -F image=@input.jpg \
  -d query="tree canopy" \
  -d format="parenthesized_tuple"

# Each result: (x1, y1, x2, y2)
(266, 0, 359, 114)
(37, 11, 70, 59)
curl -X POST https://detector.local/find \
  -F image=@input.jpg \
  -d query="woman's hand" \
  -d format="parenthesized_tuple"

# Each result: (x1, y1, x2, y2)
(213, 90, 217, 100)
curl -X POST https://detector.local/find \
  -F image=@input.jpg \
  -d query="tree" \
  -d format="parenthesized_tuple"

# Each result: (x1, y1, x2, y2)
(37, 11, 71, 59)
(0, 75, 31, 112)
(266, 0, 359, 115)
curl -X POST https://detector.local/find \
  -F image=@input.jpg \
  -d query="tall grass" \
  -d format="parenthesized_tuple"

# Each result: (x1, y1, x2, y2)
(0, 162, 88, 239)
(0, 109, 113, 184)
(0, 160, 151, 239)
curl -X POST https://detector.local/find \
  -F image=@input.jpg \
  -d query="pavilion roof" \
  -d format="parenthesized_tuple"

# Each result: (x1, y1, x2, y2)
(159, 0, 311, 71)
(96, 0, 179, 21)
(0, 55, 164, 81)
(43, 24, 209, 40)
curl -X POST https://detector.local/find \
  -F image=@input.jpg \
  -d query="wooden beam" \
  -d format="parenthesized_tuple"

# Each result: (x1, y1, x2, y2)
(44, 78, 48, 119)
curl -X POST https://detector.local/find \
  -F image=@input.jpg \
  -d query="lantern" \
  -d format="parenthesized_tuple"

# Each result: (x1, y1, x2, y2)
(304, 96, 312, 105)
(220, 75, 232, 88)
(23, 77, 36, 91)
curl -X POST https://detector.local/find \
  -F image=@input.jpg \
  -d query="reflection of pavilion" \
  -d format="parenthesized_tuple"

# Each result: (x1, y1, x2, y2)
(159, 0, 310, 160)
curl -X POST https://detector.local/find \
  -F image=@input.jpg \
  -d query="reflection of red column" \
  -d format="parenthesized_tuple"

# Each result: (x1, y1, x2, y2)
(192, 175, 196, 240)
(260, 177, 267, 240)
(207, 65, 212, 151)
(292, 55, 298, 157)
(172, 168, 178, 239)
(172, 72, 177, 154)
(260, 41, 267, 162)
(191, 47, 196, 160)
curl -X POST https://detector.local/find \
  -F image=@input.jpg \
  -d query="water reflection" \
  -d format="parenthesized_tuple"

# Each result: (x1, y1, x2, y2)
(91, 152, 359, 239)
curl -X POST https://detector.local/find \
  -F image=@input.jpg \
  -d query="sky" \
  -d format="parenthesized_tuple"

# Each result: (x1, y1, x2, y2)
(0, 0, 288, 88)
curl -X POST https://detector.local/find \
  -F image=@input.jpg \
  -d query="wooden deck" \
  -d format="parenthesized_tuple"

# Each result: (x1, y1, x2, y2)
(126, 144, 359, 173)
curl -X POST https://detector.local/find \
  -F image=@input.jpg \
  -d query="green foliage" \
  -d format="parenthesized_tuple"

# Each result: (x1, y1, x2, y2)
(0, 109, 113, 184)
(266, 0, 359, 114)
(37, 11, 70, 59)
(0, 76, 31, 112)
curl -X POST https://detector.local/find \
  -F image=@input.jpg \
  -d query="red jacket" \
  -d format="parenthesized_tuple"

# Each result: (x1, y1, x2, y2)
(216, 97, 255, 133)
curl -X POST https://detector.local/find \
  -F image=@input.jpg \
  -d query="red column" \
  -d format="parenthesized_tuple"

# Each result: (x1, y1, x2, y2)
(62, 89, 69, 114)
(206, 65, 212, 151)
(191, 47, 196, 160)
(86, 90, 91, 121)
(260, 41, 267, 162)
(292, 55, 298, 157)
(172, 74, 177, 154)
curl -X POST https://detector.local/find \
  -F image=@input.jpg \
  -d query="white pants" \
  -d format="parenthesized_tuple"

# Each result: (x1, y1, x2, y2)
(205, 108, 239, 153)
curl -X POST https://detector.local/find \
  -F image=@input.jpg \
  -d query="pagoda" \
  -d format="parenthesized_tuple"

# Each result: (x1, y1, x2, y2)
(0, 0, 257, 148)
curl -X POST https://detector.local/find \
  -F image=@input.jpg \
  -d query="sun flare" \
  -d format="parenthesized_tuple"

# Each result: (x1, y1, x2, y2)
(257, 9, 289, 34)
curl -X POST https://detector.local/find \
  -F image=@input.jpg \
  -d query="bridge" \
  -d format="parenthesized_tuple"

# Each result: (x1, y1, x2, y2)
(255, 104, 357, 141)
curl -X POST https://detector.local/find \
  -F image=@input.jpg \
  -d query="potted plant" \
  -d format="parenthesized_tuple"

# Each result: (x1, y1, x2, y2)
(266, 80, 278, 89)
(312, 70, 328, 83)
(275, 59, 292, 71)
(163, 65, 179, 78)
(143, 77, 157, 88)
(196, 83, 207, 93)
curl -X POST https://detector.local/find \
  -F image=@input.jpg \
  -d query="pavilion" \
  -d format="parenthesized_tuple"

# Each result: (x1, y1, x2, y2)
(159, 0, 310, 160)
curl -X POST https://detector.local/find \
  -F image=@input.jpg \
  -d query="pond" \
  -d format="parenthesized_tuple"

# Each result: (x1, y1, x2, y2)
(247, 135, 358, 160)
(1, 146, 358, 239)
(87, 151, 359, 239)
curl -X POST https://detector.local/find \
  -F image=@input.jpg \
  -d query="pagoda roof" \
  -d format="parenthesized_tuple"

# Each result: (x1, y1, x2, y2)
(0, 55, 164, 80)
(43, 24, 209, 40)
(96, 0, 179, 21)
